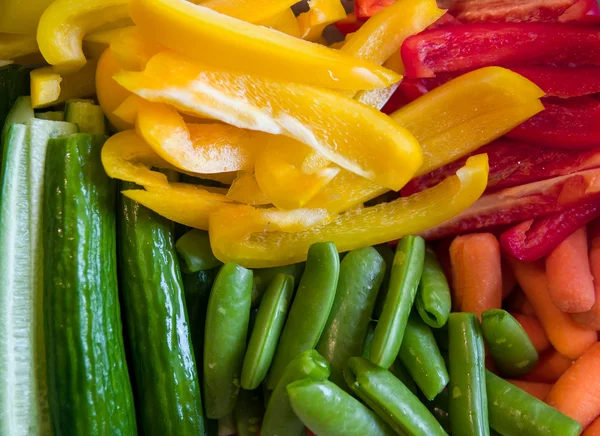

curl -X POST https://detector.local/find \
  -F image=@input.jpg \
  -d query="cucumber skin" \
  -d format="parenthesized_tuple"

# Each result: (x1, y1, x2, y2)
(118, 181, 206, 435)
(43, 134, 137, 436)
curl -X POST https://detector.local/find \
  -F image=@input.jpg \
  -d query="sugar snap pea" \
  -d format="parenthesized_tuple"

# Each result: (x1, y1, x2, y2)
(373, 243, 395, 319)
(176, 229, 222, 273)
(416, 249, 451, 328)
(317, 246, 386, 387)
(251, 263, 304, 307)
(389, 359, 418, 396)
(486, 370, 581, 436)
(266, 242, 339, 389)
(481, 309, 538, 377)
(262, 350, 330, 436)
(235, 389, 263, 436)
(448, 313, 489, 436)
(345, 357, 448, 436)
(241, 274, 294, 390)
(362, 321, 376, 359)
(398, 311, 449, 400)
(371, 236, 426, 369)
(287, 379, 394, 436)
(204, 263, 253, 419)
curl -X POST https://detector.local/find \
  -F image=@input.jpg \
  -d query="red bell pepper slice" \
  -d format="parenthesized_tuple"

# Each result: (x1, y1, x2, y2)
(507, 96, 600, 150)
(419, 167, 600, 240)
(334, 12, 363, 36)
(499, 200, 600, 262)
(439, 0, 600, 24)
(354, 0, 394, 20)
(402, 139, 600, 196)
(401, 23, 600, 78)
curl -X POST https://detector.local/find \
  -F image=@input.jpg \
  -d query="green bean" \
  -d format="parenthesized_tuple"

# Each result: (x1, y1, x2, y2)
(416, 249, 451, 328)
(448, 313, 489, 436)
(235, 389, 263, 436)
(287, 379, 394, 436)
(481, 309, 538, 377)
(204, 263, 253, 419)
(251, 263, 304, 307)
(317, 246, 385, 388)
(175, 229, 222, 273)
(486, 370, 581, 436)
(370, 236, 426, 369)
(345, 357, 448, 436)
(266, 242, 339, 389)
(389, 359, 418, 395)
(398, 311, 449, 400)
(241, 274, 294, 390)
(361, 321, 376, 359)
(373, 243, 395, 319)
(262, 350, 330, 436)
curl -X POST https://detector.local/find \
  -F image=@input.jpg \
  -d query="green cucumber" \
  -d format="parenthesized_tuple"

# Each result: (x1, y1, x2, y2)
(35, 111, 64, 121)
(1, 96, 33, 146)
(43, 134, 136, 435)
(119, 181, 206, 435)
(64, 100, 106, 134)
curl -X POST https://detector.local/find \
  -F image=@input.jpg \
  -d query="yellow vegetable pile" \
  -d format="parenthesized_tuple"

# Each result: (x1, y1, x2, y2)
(1, 0, 547, 267)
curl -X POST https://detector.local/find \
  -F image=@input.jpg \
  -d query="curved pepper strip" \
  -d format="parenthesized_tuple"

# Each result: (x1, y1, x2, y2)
(109, 27, 163, 71)
(114, 50, 421, 191)
(129, 0, 400, 90)
(30, 60, 97, 108)
(306, 67, 544, 213)
(96, 48, 133, 131)
(257, 8, 301, 37)
(297, 0, 347, 41)
(226, 171, 271, 206)
(37, 0, 129, 73)
(208, 154, 489, 268)
(136, 101, 264, 173)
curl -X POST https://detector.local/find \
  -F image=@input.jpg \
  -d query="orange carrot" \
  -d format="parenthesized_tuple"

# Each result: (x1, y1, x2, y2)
(547, 342, 600, 429)
(502, 259, 517, 299)
(511, 312, 551, 354)
(507, 379, 553, 402)
(510, 259, 597, 360)
(449, 233, 502, 318)
(546, 227, 595, 313)
(584, 416, 600, 436)
(573, 222, 600, 330)
(521, 349, 573, 383)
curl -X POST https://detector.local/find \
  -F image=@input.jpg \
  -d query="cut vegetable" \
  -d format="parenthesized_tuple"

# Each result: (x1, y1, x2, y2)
(64, 100, 106, 135)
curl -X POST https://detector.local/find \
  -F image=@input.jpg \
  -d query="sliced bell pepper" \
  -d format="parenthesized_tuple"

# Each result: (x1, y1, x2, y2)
(109, 27, 163, 71)
(82, 27, 131, 59)
(226, 171, 271, 205)
(354, 82, 400, 110)
(355, 0, 395, 20)
(198, 0, 299, 23)
(500, 200, 600, 262)
(37, 0, 129, 73)
(129, 0, 400, 90)
(114, 50, 421, 191)
(297, 0, 346, 41)
(257, 8, 301, 37)
(96, 48, 133, 131)
(402, 139, 600, 196)
(334, 12, 363, 36)
(136, 101, 263, 173)
(421, 167, 600, 240)
(30, 61, 97, 108)
(0, 33, 38, 60)
(254, 138, 340, 210)
(209, 154, 489, 268)
(507, 96, 600, 150)
(401, 23, 600, 78)
(0, 0, 54, 34)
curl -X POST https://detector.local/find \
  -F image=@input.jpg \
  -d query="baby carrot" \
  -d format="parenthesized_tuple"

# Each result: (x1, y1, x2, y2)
(547, 342, 600, 429)
(449, 233, 502, 318)
(546, 227, 595, 313)
(509, 259, 597, 360)
(511, 313, 551, 354)
(507, 380, 553, 402)
(521, 349, 573, 383)
(573, 222, 600, 329)
(583, 416, 600, 436)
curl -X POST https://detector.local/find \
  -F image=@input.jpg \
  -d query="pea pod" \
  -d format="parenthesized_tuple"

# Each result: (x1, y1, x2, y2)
(481, 309, 538, 377)
(448, 313, 489, 436)
(345, 357, 448, 436)
(398, 311, 449, 400)
(389, 359, 418, 396)
(176, 229, 222, 273)
(235, 389, 263, 436)
(241, 274, 294, 390)
(251, 263, 304, 307)
(373, 243, 395, 319)
(287, 379, 394, 436)
(204, 263, 253, 419)
(416, 249, 451, 328)
(317, 246, 386, 388)
(262, 350, 330, 436)
(371, 236, 426, 369)
(361, 321, 376, 359)
(486, 370, 581, 436)
(266, 242, 339, 389)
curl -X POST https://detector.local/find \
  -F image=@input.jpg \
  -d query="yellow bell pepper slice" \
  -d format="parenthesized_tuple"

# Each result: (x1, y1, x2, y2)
(355, 83, 400, 110)
(136, 101, 264, 173)
(115, 50, 421, 191)
(254, 138, 340, 210)
(305, 67, 545, 213)
(297, 0, 346, 42)
(257, 8, 300, 38)
(129, 0, 400, 90)
(227, 171, 271, 206)
(96, 48, 133, 131)
(199, 0, 298, 23)
(209, 154, 489, 267)
(37, 0, 129, 73)
(110, 27, 163, 71)
(0, 33, 38, 60)
(83, 26, 132, 59)
(0, 0, 54, 34)
(30, 61, 97, 109)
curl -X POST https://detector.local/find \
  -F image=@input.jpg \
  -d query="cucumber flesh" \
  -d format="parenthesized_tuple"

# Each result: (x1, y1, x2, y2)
(64, 100, 106, 135)
(35, 111, 64, 121)
(1, 96, 34, 146)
